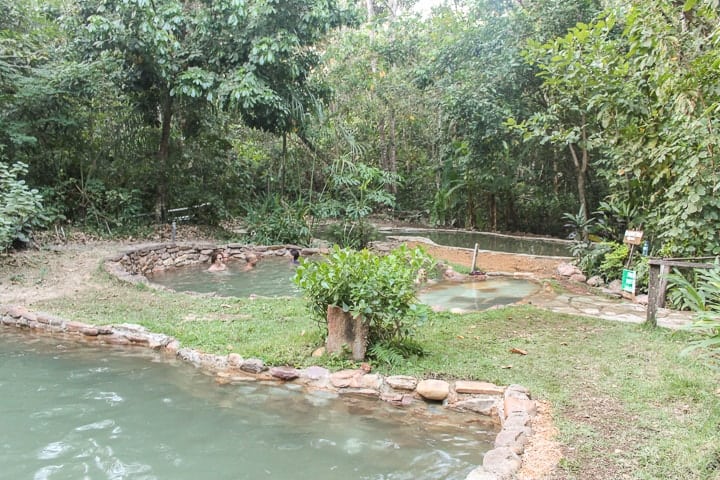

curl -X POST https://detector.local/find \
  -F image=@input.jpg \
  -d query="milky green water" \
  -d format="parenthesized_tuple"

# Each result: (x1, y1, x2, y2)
(418, 278, 540, 312)
(381, 229, 570, 257)
(0, 331, 494, 480)
(149, 256, 302, 297)
(149, 256, 538, 312)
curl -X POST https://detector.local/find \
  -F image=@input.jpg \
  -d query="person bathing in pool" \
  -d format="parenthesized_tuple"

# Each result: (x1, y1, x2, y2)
(290, 248, 300, 265)
(242, 253, 259, 271)
(207, 251, 227, 272)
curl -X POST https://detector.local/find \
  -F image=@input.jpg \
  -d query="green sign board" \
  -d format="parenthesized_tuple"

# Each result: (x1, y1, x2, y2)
(621, 269, 636, 293)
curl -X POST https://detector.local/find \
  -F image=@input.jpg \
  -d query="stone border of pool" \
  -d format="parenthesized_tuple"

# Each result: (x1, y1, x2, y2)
(102, 241, 326, 289)
(0, 241, 540, 479)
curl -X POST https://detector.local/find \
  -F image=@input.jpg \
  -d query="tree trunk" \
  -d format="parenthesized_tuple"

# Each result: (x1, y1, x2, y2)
(488, 193, 497, 231)
(155, 96, 173, 222)
(568, 140, 589, 240)
(568, 144, 588, 212)
(378, 116, 387, 168)
(434, 105, 443, 189)
(326, 305, 368, 361)
(365, 0, 374, 21)
(467, 191, 476, 229)
(387, 107, 397, 194)
(281, 133, 287, 194)
(505, 193, 518, 231)
(387, 0, 398, 18)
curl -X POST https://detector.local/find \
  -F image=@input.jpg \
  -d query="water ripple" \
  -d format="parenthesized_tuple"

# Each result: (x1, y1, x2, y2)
(83, 391, 124, 405)
(33, 464, 63, 480)
(76, 419, 115, 431)
(37, 441, 71, 460)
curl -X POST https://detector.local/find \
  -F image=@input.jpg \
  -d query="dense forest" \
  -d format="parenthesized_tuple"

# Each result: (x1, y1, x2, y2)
(2, 0, 719, 258)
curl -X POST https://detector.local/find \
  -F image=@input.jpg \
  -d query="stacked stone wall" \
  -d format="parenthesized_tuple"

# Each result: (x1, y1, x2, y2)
(103, 242, 327, 286)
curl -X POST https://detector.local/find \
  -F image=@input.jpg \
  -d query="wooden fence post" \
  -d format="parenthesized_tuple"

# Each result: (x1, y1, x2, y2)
(645, 258, 715, 328)
(646, 261, 661, 327)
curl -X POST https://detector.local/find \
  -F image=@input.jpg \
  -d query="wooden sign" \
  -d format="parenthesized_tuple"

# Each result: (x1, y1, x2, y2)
(623, 230, 644, 245)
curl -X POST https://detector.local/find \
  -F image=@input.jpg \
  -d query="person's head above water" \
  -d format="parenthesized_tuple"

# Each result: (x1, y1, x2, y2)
(208, 250, 227, 271)
(241, 253, 259, 271)
(290, 248, 300, 263)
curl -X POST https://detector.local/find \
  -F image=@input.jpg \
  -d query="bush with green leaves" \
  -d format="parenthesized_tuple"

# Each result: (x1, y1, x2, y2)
(570, 240, 611, 277)
(572, 240, 649, 290)
(562, 206, 596, 242)
(244, 196, 312, 246)
(293, 245, 434, 349)
(314, 160, 398, 248)
(594, 198, 645, 243)
(322, 220, 378, 250)
(666, 264, 720, 360)
(633, 256, 650, 293)
(0, 161, 45, 250)
(599, 242, 629, 281)
(41, 178, 144, 235)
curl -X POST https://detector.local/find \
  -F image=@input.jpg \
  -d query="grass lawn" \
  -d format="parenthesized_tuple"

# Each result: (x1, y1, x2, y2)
(29, 261, 720, 480)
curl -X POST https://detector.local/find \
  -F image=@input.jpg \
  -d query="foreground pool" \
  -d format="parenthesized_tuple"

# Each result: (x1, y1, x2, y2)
(0, 331, 493, 480)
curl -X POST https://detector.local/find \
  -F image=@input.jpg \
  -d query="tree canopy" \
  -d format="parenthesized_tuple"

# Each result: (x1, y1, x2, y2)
(1, 0, 718, 257)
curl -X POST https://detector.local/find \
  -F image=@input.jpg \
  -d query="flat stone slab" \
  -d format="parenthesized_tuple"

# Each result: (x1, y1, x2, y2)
(455, 381, 504, 395)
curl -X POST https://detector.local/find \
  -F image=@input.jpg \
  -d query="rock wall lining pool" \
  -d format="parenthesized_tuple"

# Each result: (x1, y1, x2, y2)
(103, 242, 324, 285)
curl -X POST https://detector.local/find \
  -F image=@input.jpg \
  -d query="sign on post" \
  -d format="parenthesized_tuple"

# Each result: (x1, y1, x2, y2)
(621, 269, 636, 294)
(623, 230, 644, 245)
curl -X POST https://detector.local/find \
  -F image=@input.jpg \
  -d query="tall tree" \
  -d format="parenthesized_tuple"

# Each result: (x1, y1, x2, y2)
(77, 0, 352, 219)
(430, 0, 602, 232)
(513, 17, 615, 237)
(602, 0, 720, 254)
(518, 0, 720, 254)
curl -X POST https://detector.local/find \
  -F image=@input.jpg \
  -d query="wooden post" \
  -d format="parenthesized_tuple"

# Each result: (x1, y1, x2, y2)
(657, 264, 669, 308)
(646, 262, 661, 327)
(626, 244, 635, 269)
(646, 258, 715, 327)
(471, 243, 479, 273)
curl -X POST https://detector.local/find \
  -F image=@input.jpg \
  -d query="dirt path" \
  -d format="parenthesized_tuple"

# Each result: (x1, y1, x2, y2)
(404, 239, 565, 277)
(0, 242, 119, 306)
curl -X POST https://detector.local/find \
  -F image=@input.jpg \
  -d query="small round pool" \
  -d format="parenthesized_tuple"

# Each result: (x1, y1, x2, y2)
(148, 256, 301, 297)
(418, 278, 539, 313)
